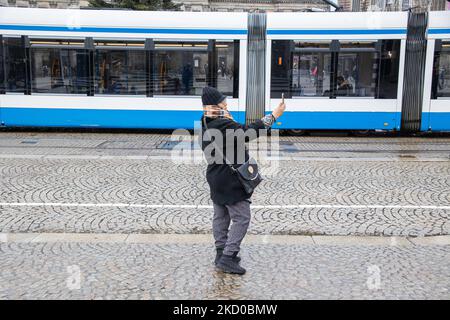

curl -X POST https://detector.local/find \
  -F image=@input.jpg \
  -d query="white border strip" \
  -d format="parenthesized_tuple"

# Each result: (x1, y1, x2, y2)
(0, 202, 449, 210)
(1, 232, 449, 245)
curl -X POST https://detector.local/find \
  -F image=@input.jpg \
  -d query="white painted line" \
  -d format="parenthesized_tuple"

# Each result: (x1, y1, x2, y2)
(254, 204, 450, 210)
(0, 202, 449, 210)
(99, 155, 151, 160)
(45, 155, 102, 159)
(0, 233, 8, 242)
(312, 235, 411, 246)
(126, 233, 212, 244)
(0, 202, 202, 209)
(244, 234, 314, 245)
(6, 233, 40, 242)
(408, 235, 450, 246)
(31, 233, 128, 243)
(0, 154, 45, 159)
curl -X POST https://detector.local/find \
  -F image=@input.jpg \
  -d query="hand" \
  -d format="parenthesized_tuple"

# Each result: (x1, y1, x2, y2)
(272, 101, 286, 120)
(203, 105, 234, 121)
(223, 109, 234, 121)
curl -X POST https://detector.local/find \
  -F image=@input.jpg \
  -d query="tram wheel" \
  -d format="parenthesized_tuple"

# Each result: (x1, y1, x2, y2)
(352, 130, 371, 137)
(287, 129, 306, 136)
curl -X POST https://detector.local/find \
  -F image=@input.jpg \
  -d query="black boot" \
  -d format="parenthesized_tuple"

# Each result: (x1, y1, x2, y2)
(216, 253, 246, 275)
(214, 248, 241, 265)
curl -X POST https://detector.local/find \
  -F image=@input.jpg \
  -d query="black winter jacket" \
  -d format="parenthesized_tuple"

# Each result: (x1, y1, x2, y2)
(200, 116, 267, 205)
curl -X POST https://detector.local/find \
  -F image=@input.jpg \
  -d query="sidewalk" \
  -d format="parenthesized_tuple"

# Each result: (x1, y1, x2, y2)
(1, 233, 449, 299)
(1, 132, 449, 299)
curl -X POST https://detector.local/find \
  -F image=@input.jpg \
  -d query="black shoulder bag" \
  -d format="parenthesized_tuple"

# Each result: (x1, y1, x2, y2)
(203, 117, 262, 194)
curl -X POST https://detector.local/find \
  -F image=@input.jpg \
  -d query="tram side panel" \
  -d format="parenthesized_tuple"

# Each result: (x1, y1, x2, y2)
(265, 12, 408, 131)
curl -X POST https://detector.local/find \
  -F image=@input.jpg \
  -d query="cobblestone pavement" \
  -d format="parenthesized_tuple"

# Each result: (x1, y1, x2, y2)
(0, 131, 449, 160)
(1, 233, 449, 300)
(0, 157, 449, 236)
(0, 132, 449, 299)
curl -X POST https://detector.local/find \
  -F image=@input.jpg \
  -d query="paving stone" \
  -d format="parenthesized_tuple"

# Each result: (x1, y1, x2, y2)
(0, 156, 448, 236)
(0, 241, 448, 299)
(0, 132, 449, 159)
(0, 132, 448, 299)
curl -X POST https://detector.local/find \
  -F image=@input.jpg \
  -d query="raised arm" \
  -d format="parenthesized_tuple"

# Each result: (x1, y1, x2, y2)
(226, 101, 286, 143)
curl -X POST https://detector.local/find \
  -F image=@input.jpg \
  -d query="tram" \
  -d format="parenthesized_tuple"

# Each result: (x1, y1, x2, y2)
(0, 7, 449, 132)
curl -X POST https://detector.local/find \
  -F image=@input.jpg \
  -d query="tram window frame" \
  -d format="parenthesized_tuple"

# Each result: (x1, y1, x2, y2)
(0, 35, 4, 94)
(432, 40, 450, 99)
(377, 40, 400, 99)
(290, 41, 333, 98)
(215, 41, 238, 97)
(335, 41, 379, 99)
(2, 37, 240, 98)
(271, 39, 400, 100)
(152, 41, 210, 97)
(271, 40, 293, 99)
(3, 36, 27, 94)
(152, 40, 239, 98)
(28, 38, 89, 95)
(93, 39, 147, 96)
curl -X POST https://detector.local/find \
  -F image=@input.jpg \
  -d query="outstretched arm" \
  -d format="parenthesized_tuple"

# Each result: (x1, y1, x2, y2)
(227, 101, 286, 142)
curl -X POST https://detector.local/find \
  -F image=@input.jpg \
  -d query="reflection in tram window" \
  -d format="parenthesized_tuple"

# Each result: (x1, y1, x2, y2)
(377, 40, 400, 99)
(271, 40, 400, 99)
(291, 42, 332, 97)
(270, 40, 291, 98)
(437, 43, 450, 98)
(95, 41, 146, 95)
(216, 42, 235, 96)
(3, 38, 26, 93)
(154, 42, 208, 96)
(31, 46, 89, 94)
(337, 42, 377, 97)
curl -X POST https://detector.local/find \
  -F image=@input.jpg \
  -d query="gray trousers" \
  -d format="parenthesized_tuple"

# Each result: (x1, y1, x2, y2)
(212, 199, 251, 256)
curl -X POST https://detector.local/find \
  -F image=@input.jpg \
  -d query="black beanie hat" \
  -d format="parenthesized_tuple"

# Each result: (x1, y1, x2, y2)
(202, 87, 226, 105)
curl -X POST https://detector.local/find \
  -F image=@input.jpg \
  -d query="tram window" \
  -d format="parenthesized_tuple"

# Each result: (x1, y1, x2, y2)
(291, 52, 332, 97)
(216, 42, 235, 96)
(153, 42, 209, 96)
(292, 42, 332, 97)
(4, 38, 26, 93)
(336, 41, 378, 97)
(271, 40, 291, 98)
(271, 41, 333, 98)
(95, 40, 146, 95)
(436, 42, 450, 98)
(31, 46, 89, 94)
(377, 40, 400, 99)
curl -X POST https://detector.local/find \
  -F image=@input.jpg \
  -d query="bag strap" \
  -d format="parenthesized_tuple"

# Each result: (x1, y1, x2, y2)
(202, 116, 237, 172)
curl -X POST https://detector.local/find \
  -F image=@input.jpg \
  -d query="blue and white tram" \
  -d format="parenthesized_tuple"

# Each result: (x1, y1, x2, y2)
(422, 11, 450, 131)
(0, 7, 247, 128)
(266, 11, 407, 131)
(0, 7, 449, 132)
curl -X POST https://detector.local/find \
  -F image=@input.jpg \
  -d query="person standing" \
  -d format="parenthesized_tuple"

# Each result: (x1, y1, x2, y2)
(200, 87, 286, 275)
